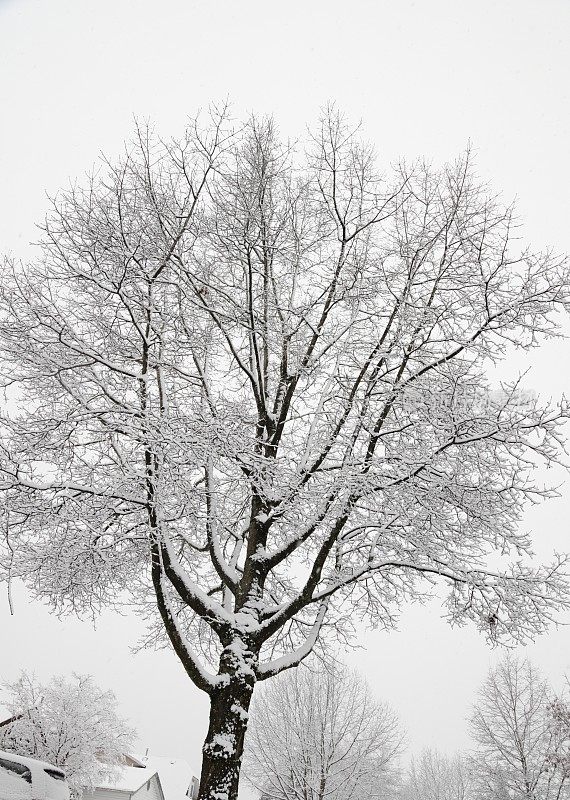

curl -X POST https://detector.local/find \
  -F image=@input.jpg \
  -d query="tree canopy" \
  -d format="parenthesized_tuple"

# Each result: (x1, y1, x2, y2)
(1, 106, 569, 799)
(245, 665, 403, 800)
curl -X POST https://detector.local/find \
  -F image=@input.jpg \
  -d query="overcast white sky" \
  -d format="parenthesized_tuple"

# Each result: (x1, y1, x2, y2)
(1, 0, 570, 787)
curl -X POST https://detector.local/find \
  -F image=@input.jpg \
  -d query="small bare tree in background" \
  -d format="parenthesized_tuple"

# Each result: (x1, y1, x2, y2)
(470, 656, 570, 799)
(548, 689, 570, 782)
(244, 665, 403, 800)
(399, 749, 472, 800)
(0, 672, 135, 798)
(1, 106, 570, 799)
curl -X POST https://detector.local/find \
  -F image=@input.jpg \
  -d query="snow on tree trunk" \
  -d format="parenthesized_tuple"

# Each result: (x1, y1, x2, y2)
(198, 638, 257, 800)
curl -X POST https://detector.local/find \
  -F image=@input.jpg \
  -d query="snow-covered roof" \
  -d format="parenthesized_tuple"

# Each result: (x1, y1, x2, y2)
(94, 756, 198, 800)
(140, 756, 199, 800)
(94, 765, 161, 794)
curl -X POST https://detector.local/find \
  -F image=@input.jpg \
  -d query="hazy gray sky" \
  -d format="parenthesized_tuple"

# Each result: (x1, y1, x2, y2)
(1, 0, 570, 784)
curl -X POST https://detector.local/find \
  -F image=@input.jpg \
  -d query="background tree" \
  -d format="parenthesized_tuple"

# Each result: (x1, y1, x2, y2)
(244, 664, 403, 800)
(1, 107, 570, 800)
(0, 672, 135, 798)
(546, 687, 570, 782)
(469, 656, 570, 799)
(399, 749, 472, 800)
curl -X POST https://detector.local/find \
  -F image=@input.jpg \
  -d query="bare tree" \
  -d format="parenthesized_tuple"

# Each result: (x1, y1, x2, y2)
(1, 106, 570, 800)
(400, 749, 472, 800)
(469, 656, 570, 799)
(0, 672, 135, 798)
(547, 689, 570, 781)
(244, 664, 403, 800)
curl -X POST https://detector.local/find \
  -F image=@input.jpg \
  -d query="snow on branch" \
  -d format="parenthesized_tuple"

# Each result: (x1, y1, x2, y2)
(1, 107, 569, 698)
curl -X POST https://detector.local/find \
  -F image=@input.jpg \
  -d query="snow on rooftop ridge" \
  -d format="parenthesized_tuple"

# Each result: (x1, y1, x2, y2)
(138, 754, 200, 800)
(88, 764, 160, 794)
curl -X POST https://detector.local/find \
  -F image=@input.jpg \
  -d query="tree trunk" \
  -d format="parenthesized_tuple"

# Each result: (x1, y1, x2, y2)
(198, 640, 257, 800)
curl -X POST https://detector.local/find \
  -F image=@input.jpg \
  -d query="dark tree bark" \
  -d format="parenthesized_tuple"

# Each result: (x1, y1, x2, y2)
(198, 638, 258, 800)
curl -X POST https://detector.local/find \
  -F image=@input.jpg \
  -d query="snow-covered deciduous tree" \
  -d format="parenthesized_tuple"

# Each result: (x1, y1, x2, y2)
(0, 672, 135, 798)
(399, 749, 472, 800)
(547, 689, 570, 780)
(244, 664, 403, 800)
(469, 656, 570, 799)
(1, 106, 570, 800)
